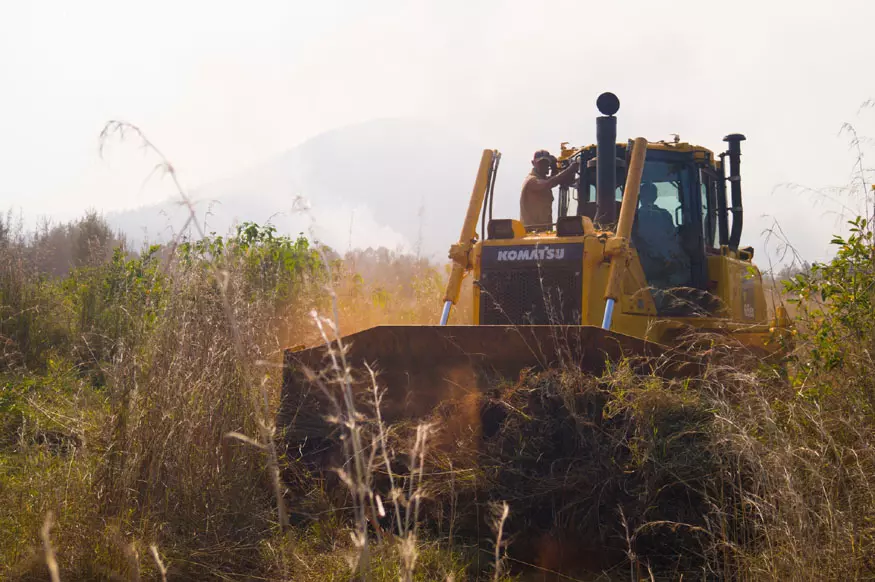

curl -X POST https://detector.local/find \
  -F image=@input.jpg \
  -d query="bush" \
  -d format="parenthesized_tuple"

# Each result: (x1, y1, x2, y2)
(1, 214, 470, 579)
(784, 216, 875, 410)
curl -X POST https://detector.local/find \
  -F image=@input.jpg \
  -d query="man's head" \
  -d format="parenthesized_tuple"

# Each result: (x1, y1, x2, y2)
(532, 150, 553, 177)
(639, 182, 658, 206)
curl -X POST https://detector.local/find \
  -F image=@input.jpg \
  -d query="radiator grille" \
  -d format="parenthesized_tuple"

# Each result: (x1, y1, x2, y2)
(479, 266, 582, 325)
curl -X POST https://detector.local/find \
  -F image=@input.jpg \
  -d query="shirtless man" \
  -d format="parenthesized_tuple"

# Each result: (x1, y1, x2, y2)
(519, 150, 579, 229)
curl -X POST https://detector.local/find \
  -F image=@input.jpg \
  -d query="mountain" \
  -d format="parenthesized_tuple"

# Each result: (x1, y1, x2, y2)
(107, 118, 485, 256)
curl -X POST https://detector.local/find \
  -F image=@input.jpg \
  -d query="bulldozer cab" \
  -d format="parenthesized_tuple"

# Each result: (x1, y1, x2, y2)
(560, 143, 725, 311)
(468, 93, 759, 327)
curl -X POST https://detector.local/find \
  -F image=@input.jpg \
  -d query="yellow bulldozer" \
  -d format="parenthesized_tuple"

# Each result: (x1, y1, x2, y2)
(278, 92, 787, 459)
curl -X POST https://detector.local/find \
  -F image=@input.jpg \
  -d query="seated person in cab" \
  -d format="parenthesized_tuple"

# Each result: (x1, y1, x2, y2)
(634, 182, 691, 291)
(519, 150, 579, 230)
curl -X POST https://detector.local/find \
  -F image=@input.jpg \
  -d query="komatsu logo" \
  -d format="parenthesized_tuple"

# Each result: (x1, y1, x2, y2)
(496, 247, 565, 261)
(483, 243, 581, 265)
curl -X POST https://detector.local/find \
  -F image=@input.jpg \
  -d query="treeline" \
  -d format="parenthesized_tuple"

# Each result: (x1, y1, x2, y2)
(0, 210, 126, 277)
(0, 211, 455, 375)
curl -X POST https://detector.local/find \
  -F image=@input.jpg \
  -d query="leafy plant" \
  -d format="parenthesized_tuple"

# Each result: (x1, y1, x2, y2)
(783, 215, 875, 407)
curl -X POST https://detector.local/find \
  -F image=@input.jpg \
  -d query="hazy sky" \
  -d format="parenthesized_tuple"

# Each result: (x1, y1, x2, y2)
(2, 0, 873, 264)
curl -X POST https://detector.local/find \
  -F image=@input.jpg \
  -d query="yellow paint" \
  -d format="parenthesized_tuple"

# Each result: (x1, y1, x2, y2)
(571, 141, 720, 170)
(469, 224, 774, 348)
(443, 149, 495, 305)
(499, 219, 528, 238)
(603, 137, 647, 303)
(459, 140, 779, 353)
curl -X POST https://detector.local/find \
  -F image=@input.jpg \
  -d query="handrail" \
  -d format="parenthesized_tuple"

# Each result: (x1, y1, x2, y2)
(440, 149, 496, 325)
(601, 137, 648, 330)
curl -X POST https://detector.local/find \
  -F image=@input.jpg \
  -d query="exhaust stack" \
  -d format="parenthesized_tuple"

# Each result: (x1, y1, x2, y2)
(595, 92, 620, 226)
(716, 153, 729, 246)
(723, 133, 746, 250)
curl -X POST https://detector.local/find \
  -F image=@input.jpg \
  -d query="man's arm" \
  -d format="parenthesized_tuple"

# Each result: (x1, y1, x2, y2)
(536, 161, 579, 189)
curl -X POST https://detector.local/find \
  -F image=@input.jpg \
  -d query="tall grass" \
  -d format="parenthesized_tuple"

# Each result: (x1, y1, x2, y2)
(3, 202, 875, 580)
(2, 112, 875, 579)
(0, 204, 472, 579)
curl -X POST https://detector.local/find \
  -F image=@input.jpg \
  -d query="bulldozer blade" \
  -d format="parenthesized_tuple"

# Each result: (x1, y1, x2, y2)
(278, 324, 693, 467)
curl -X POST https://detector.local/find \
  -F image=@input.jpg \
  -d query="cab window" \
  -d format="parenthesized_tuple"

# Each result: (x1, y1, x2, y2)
(632, 160, 693, 293)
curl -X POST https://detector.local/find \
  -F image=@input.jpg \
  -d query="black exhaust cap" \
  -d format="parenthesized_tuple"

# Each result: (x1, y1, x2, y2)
(595, 92, 620, 226)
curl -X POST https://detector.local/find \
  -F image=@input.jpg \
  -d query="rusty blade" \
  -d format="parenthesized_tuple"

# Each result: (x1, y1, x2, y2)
(277, 325, 691, 443)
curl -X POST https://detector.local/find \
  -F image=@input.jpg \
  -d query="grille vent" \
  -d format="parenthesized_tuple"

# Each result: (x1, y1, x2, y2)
(479, 266, 582, 325)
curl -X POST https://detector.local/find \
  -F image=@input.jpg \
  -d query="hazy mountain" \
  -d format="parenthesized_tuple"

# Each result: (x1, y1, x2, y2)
(107, 118, 486, 256)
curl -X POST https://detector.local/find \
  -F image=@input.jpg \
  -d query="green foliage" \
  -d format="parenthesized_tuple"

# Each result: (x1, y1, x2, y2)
(0, 211, 130, 372)
(783, 216, 875, 407)
(180, 221, 326, 303)
(0, 258, 70, 372)
(233, 222, 325, 300)
(783, 218, 874, 363)
(3, 216, 330, 373)
(63, 246, 165, 378)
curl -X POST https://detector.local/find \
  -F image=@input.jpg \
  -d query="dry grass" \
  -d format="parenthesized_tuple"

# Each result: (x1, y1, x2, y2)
(317, 326, 870, 581)
(0, 202, 489, 579)
(4, 223, 874, 579)
(0, 130, 473, 579)
(3, 203, 875, 580)
(2, 119, 875, 580)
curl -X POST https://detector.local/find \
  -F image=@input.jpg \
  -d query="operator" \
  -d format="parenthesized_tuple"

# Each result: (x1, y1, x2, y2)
(519, 150, 579, 229)
(637, 182, 674, 233)
(634, 182, 691, 291)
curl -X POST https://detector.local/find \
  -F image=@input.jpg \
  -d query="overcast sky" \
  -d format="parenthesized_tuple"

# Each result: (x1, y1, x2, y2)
(1, 0, 873, 264)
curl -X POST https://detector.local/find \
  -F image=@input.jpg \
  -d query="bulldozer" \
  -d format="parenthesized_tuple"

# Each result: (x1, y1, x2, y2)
(278, 92, 787, 463)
